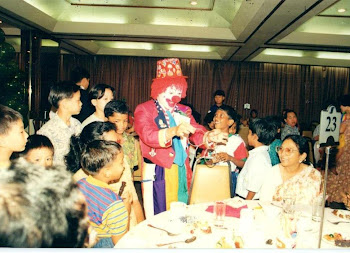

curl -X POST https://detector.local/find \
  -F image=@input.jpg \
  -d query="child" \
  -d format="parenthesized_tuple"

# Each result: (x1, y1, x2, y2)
(77, 140, 130, 247)
(104, 100, 139, 173)
(81, 83, 115, 129)
(0, 104, 28, 168)
(20, 134, 54, 167)
(236, 118, 275, 200)
(65, 121, 145, 227)
(207, 105, 248, 196)
(265, 115, 282, 166)
(38, 81, 82, 167)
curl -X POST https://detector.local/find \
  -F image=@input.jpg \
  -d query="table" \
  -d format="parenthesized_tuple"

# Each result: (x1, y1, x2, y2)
(115, 198, 350, 249)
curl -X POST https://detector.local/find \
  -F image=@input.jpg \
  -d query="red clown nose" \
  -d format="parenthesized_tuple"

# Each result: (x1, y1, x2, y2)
(172, 96, 181, 103)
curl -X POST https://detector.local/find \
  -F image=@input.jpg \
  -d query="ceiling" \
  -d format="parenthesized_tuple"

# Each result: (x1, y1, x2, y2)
(0, 0, 350, 67)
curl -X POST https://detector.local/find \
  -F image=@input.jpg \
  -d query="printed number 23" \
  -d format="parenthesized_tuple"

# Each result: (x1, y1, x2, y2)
(326, 116, 337, 132)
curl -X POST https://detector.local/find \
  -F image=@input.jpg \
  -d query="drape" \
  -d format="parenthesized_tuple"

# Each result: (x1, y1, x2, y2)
(58, 55, 349, 128)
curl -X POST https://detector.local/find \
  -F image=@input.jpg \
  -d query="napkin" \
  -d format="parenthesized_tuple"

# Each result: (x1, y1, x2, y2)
(205, 204, 248, 218)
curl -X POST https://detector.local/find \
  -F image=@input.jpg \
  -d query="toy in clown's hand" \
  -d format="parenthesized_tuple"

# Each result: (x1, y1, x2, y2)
(134, 58, 226, 219)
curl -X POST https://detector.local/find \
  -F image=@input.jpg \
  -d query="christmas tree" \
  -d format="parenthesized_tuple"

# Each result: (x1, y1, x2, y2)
(0, 28, 28, 127)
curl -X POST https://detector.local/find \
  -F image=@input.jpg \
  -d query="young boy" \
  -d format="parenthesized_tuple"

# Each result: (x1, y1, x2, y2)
(77, 140, 130, 247)
(0, 104, 28, 168)
(20, 134, 54, 168)
(208, 105, 248, 196)
(236, 118, 275, 200)
(38, 81, 82, 167)
(81, 83, 115, 129)
(104, 100, 139, 173)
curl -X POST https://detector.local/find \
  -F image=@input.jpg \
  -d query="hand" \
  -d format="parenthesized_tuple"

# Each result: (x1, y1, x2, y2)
(207, 129, 228, 144)
(214, 152, 231, 163)
(175, 122, 196, 138)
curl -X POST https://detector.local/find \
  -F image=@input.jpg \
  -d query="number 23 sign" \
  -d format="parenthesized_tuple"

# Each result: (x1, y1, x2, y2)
(319, 105, 341, 147)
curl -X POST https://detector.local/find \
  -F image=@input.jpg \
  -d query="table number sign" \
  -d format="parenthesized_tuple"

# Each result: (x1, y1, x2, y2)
(319, 105, 341, 147)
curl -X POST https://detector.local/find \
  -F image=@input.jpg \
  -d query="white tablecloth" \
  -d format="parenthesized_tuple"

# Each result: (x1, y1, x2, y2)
(115, 198, 350, 249)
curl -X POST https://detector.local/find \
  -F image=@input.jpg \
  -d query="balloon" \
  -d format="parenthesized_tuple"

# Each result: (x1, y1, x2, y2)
(0, 42, 16, 62)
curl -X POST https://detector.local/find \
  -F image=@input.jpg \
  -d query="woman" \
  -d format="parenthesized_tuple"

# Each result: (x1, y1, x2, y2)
(65, 121, 145, 228)
(281, 109, 300, 141)
(260, 135, 322, 205)
(327, 94, 350, 206)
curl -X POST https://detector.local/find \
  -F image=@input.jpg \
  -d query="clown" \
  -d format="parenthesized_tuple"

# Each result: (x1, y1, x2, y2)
(134, 58, 227, 218)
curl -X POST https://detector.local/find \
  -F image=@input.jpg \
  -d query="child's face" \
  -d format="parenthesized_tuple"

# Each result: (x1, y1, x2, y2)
(64, 91, 82, 115)
(94, 89, 114, 113)
(285, 112, 297, 127)
(108, 112, 128, 135)
(26, 147, 54, 167)
(0, 120, 28, 152)
(108, 152, 124, 180)
(214, 109, 232, 132)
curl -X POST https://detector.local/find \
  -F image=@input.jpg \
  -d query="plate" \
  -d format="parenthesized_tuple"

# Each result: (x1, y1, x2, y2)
(322, 233, 350, 248)
(331, 209, 350, 220)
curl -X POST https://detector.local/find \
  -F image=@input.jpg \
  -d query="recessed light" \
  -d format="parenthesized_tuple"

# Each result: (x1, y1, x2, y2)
(190, 1, 198, 6)
(338, 8, 346, 13)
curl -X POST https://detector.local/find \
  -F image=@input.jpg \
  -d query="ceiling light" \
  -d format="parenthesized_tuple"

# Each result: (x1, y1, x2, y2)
(190, 1, 198, 6)
(263, 49, 303, 57)
(316, 52, 350, 60)
(338, 8, 346, 13)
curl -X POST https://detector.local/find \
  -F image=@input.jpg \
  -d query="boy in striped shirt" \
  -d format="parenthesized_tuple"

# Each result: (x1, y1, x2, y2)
(77, 140, 131, 247)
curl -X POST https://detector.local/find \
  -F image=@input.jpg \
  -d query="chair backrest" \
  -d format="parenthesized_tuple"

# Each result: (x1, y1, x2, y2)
(304, 136, 315, 166)
(188, 162, 231, 205)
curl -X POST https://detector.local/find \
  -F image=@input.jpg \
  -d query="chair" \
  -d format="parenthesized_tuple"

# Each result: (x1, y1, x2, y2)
(304, 137, 315, 166)
(188, 162, 231, 205)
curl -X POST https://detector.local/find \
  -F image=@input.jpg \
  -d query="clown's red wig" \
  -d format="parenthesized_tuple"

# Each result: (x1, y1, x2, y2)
(151, 77, 188, 100)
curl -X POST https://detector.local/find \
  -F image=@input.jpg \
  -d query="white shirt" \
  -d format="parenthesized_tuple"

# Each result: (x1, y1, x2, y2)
(236, 145, 272, 199)
(37, 113, 82, 168)
(81, 113, 104, 129)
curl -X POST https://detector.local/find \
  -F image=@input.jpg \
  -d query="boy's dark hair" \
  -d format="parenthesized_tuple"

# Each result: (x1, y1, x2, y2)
(88, 83, 115, 102)
(283, 135, 310, 165)
(21, 134, 54, 156)
(265, 115, 282, 139)
(0, 158, 88, 247)
(283, 109, 297, 120)
(249, 118, 275, 145)
(0, 104, 23, 136)
(48, 81, 80, 108)
(65, 121, 116, 174)
(214, 90, 225, 97)
(104, 100, 129, 118)
(70, 67, 90, 84)
(217, 105, 241, 131)
(80, 140, 122, 175)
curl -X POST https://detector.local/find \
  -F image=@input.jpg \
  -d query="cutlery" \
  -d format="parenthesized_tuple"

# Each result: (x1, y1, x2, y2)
(147, 224, 180, 236)
(156, 236, 197, 247)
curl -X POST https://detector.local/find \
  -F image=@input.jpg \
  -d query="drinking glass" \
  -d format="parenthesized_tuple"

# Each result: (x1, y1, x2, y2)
(311, 197, 323, 222)
(214, 201, 226, 227)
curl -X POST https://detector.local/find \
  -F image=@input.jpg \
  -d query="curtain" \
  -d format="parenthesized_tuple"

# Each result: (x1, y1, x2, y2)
(58, 55, 349, 128)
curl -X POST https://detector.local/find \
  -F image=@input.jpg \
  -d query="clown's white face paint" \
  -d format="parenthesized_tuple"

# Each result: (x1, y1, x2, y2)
(157, 85, 183, 111)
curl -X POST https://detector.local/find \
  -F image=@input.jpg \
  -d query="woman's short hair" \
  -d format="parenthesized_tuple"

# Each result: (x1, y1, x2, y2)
(88, 83, 115, 102)
(65, 121, 117, 174)
(283, 135, 310, 165)
(104, 100, 129, 118)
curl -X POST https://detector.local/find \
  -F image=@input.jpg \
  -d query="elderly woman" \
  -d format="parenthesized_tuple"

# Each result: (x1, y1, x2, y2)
(260, 135, 322, 205)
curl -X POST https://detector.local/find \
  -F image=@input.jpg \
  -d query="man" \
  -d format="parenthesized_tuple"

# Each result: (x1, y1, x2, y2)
(71, 67, 94, 122)
(134, 58, 227, 218)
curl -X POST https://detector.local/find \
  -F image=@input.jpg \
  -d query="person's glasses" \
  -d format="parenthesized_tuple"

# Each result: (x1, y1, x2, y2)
(275, 146, 299, 155)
